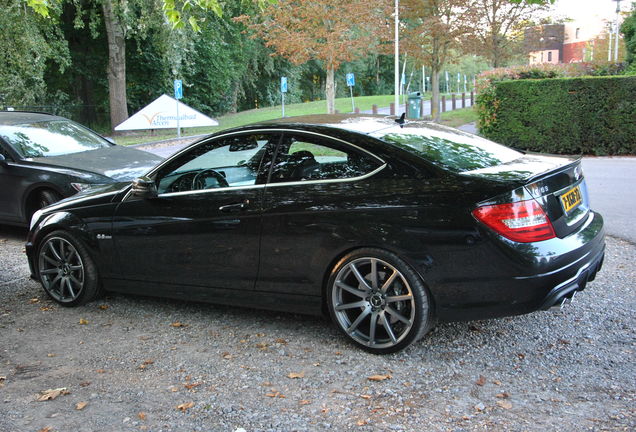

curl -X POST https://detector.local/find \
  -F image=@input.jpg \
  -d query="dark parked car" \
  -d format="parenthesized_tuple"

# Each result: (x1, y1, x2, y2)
(26, 115, 605, 353)
(0, 111, 163, 226)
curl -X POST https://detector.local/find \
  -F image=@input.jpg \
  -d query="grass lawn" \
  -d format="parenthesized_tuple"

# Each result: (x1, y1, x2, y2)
(437, 107, 478, 128)
(114, 93, 475, 146)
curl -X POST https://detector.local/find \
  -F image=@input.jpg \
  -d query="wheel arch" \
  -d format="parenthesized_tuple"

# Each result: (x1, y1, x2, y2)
(22, 183, 66, 223)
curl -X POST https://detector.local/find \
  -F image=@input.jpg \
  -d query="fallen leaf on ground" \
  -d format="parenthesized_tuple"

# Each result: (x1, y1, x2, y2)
(265, 392, 285, 398)
(139, 359, 154, 370)
(497, 400, 513, 409)
(360, 395, 372, 400)
(287, 372, 305, 379)
(221, 352, 233, 360)
(184, 382, 201, 390)
(37, 427, 52, 432)
(299, 399, 311, 405)
(255, 342, 269, 350)
(79, 381, 91, 387)
(255, 333, 265, 337)
(138, 412, 147, 420)
(75, 401, 88, 410)
(98, 305, 109, 310)
(357, 419, 368, 426)
(496, 392, 510, 399)
(37, 387, 70, 401)
(475, 375, 486, 386)
(29, 298, 40, 304)
(275, 338, 288, 344)
(47, 353, 56, 357)
(176, 401, 194, 412)
(493, 380, 501, 385)
(517, 353, 525, 360)
(168, 386, 179, 392)
(78, 318, 88, 325)
(40, 306, 53, 311)
(170, 322, 188, 328)
(367, 374, 392, 382)
(95, 369, 106, 373)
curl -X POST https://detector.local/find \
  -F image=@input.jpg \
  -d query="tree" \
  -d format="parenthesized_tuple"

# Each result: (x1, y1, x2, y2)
(401, 0, 478, 121)
(466, 0, 547, 68)
(1, 1, 69, 107)
(622, 4, 636, 72)
(237, 0, 390, 114)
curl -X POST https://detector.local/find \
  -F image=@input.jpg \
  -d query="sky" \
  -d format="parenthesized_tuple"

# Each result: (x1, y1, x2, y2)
(552, 0, 632, 23)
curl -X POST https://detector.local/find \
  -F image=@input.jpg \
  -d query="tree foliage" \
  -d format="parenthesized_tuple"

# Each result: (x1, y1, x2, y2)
(236, 0, 391, 114)
(622, 4, 636, 73)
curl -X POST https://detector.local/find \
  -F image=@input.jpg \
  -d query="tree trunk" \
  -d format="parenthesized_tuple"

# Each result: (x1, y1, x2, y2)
(103, 0, 128, 131)
(430, 67, 441, 122)
(325, 65, 335, 114)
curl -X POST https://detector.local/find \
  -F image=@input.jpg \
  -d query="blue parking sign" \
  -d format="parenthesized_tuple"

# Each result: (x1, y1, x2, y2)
(281, 77, 288, 93)
(346, 73, 355, 87)
(174, 79, 183, 99)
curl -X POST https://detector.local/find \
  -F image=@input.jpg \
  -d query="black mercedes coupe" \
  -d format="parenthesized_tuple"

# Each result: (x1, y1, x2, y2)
(25, 115, 605, 353)
(0, 111, 163, 226)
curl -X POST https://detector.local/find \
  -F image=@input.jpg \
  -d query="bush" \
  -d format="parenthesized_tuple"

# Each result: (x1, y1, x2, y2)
(476, 76, 636, 155)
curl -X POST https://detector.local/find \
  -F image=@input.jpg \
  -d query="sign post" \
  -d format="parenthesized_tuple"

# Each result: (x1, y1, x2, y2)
(280, 77, 288, 118)
(174, 79, 183, 137)
(346, 73, 355, 112)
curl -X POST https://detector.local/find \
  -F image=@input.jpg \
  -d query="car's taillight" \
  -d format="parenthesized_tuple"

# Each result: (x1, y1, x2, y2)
(472, 199, 556, 243)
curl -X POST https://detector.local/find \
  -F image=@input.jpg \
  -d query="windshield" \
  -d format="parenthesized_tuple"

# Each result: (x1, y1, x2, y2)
(0, 120, 111, 158)
(377, 128, 522, 173)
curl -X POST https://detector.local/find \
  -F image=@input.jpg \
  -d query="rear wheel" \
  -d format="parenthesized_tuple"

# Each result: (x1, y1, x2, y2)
(37, 230, 102, 307)
(327, 248, 433, 354)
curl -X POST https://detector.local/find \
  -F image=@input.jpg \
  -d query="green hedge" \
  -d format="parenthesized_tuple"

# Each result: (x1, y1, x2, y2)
(477, 76, 636, 155)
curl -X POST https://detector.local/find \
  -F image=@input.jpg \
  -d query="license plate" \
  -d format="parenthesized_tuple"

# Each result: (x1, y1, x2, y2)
(560, 185, 582, 213)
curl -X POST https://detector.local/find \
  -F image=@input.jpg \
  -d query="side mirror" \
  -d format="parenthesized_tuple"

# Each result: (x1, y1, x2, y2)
(131, 176, 157, 199)
(0, 154, 7, 167)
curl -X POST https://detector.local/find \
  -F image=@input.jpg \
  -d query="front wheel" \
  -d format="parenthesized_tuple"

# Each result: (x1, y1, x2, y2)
(327, 248, 433, 354)
(36, 230, 102, 307)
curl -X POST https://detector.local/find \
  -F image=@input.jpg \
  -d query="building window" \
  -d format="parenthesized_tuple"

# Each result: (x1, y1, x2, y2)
(548, 51, 552, 62)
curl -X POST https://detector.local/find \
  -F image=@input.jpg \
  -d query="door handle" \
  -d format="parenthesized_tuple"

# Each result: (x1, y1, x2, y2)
(219, 199, 250, 212)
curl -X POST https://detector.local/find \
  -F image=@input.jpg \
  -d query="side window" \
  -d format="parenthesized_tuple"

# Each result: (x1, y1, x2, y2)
(155, 133, 279, 194)
(268, 134, 382, 183)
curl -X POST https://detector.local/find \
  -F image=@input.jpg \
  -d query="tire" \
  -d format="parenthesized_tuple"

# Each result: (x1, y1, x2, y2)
(36, 230, 102, 307)
(37, 189, 61, 210)
(327, 248, 434, 354)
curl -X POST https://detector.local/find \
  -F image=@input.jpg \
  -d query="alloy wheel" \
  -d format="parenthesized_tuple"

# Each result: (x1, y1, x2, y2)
(38, 236, 85, 303)
(331, 257, 416, 349)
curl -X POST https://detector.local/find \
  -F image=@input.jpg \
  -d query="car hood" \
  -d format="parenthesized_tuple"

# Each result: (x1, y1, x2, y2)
(460, 153, 578, 183)
(28, 146, 163, 181)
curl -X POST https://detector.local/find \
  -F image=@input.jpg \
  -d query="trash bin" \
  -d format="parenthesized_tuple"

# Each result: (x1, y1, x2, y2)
(407, 91, 422, 119)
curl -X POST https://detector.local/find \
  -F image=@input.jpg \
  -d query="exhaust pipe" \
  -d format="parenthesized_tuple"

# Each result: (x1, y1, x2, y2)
(549, 291, 577, 311)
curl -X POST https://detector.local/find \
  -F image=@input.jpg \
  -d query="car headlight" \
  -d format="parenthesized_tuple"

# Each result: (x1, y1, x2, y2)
(71, 182, 93, 192)
(30, 209, 43, 230)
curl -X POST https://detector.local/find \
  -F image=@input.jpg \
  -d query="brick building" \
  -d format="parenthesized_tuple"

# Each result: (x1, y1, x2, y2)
(525, 21, 606, 64)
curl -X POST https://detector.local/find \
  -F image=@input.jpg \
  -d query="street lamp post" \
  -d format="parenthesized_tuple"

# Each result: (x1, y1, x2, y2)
(394, 0, 400, 115)
(613, 0, 622, 62)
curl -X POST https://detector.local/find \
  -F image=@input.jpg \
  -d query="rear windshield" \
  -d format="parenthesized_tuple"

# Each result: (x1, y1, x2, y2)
(0, 120, 111, 158)
(377, 128, 521, 173)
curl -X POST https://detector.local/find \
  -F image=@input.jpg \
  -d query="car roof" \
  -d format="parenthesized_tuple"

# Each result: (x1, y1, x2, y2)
(253, 114, 478, 141)
(0, 111, 63, 125)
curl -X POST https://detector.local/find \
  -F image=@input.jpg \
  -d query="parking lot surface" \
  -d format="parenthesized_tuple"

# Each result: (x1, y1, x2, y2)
(0, 225, 634, 432)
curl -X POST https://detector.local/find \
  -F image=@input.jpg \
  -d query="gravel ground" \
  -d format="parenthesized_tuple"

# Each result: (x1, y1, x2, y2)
(0, 225, 634, 432)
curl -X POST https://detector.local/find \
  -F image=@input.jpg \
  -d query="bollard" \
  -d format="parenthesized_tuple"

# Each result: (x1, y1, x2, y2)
(390, 102, 395, 116)
(372, 104, 378, 114)
(441, 96, 446, 113)
(470, 91, 474, 106)
(462, 92, 466, 108)
(354, 107, 360, 114)
(452, 94, 456, 111)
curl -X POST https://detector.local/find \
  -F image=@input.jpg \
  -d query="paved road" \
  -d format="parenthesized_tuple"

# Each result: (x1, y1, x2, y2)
(581, 157, 636, 244)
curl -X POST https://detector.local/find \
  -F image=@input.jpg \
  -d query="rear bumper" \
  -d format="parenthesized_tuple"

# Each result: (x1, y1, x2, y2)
(433, 210, 605, 322)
